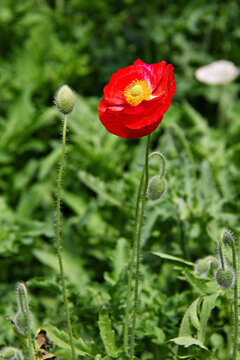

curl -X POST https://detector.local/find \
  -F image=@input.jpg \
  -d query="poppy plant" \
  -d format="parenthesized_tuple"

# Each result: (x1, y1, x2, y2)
(98, 59, 176, 139)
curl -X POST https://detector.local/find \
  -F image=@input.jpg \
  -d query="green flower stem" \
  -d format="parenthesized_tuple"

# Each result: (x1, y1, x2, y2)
(56, 114, 76, 360)
(231, 243, 238, 360)
(130, 134, 151, 360)
(124, 168, 145, 354)
(218, 231, 225, 270)
(20, 284, 34, 360)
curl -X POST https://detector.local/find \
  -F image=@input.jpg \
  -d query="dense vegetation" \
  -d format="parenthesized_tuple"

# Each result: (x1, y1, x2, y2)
(0, 0, 240, 359)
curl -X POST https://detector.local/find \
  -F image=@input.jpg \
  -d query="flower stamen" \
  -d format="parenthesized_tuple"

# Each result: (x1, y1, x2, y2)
(124, 79, 152, 106)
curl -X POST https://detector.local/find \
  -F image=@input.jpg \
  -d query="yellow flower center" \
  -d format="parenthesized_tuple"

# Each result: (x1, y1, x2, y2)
(124, 79, 152, 106)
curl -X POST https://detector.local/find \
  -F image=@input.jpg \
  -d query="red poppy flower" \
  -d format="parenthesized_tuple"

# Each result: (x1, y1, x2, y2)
(98, 59, 176, 139)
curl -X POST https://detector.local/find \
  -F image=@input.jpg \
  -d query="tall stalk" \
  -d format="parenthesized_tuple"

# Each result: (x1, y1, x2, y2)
(56, 114, 76, 360)
(231, 242, 238, 360)
(129, 134, 150, 359)
(123, 135, 151, 357)
(124, 169, 145, 354)
(216, 229, 239, 360)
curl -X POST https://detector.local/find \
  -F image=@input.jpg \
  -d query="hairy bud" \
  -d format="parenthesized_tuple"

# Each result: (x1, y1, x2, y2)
(14, 351, 24, 360)
(0, 347, 23, 360)
(55, 85, 75, 114)
(14, 283, 32, 341)
(14, 311, 28, 337)
(194, 256, 218, 277)
(16, 283, 26, 313)
(195, 257, 210, 277)
(215, 267, 234, 289)
(147, 176, 167, 200)
(222, 228, 236, 246)
(0, 347, 15, 359)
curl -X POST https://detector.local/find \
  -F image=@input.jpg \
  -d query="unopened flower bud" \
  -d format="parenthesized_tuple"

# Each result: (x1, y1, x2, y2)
(55, 85, 75, 114)
(222, 228, 236, 246)
(14, 311, 28, 337)
(0, 347, 15, 359)
(14, 351, 24, 360)
(147, 176, 167, 200)
(215, 267, 234, 289)
(194, 256, 218, 277)
(0, 347, 23, 360)
(195, 258, 210, 277)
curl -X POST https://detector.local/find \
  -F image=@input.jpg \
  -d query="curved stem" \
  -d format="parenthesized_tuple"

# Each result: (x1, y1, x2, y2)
(124, 169, 145, 355)
(148, 151, 166, 178)
(56, 114, 76, 360)
(20, 284, 34, 360)
(130, 135, 151, 360)
(232, 243, 238, 360)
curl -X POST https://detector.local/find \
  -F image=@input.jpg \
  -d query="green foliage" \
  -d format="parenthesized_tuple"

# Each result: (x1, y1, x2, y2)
(0, 0, 240, 359)
(98, 308, 119, 357)
(44, 324, 94, 358)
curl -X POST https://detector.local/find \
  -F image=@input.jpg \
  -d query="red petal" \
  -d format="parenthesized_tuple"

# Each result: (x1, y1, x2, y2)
(133, 60, 167, 93)
(98, 98, 163, 138)
(103, 62, 157, 106)
(98, 99, 163, 139)
(153, 64, 175, 96)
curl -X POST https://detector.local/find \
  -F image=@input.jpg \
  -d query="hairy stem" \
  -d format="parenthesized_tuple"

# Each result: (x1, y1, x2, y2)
(56, 114, 76, 360)
(232, 243, 238, 360)
(218, 231, 225, 270)
(20, 284, 34, 360)
(124, 169, 145, 354)
(130, 134, 151, 359)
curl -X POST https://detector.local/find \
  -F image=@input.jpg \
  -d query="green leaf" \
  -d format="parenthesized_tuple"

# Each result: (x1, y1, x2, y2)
(198, 292, 220, 343)
(170, 336, 208, 350)
(44, 324, 93, 358)
(14, 158, 38, 190)
(18, 220, 54, 238)
(98, 307, 118, 357)
(61, 189, 88, 216)
(179, 297, 201, 336)
(78, 170, 121, 207)
(183, 269, 211, 294)
(111, 238, 130, 282)
(38, 146, 61, 180)
(33, 247, 89, 293)
(148, 251, 194, 268)
(183, 101, 208, 134)
(0, 85, 35, 150)
(61, 190, 113, 235)
(16, 182, 51, 218)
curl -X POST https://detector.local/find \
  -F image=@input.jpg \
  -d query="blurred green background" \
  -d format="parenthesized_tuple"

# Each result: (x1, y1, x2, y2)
(0, 0, 240, 359)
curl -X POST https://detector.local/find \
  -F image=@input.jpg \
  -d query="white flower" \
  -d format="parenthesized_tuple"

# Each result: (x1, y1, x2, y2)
(195, 60, 240, 85)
